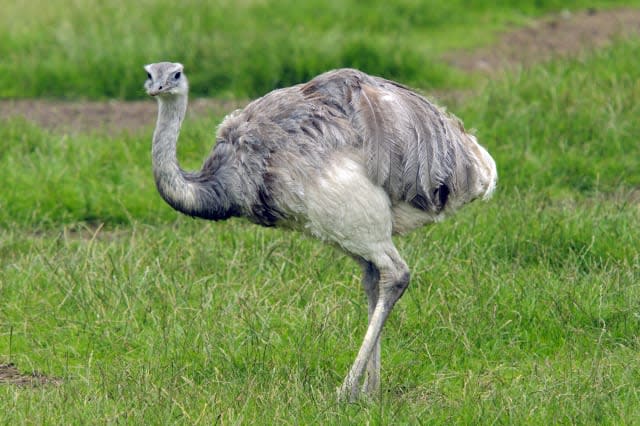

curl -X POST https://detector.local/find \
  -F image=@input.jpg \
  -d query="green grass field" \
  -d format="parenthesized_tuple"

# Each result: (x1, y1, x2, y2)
(2, 0, 639, 98)
(2, 1, 640, 424)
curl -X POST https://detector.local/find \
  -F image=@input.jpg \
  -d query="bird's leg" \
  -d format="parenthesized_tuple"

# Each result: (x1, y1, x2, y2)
(338, 251, 409, 402)
(360, 260, 381, 396)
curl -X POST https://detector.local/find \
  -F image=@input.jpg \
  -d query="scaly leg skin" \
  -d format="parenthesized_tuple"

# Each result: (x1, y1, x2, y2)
(338, 251, 410, 402)
(360, 261, 381, 396)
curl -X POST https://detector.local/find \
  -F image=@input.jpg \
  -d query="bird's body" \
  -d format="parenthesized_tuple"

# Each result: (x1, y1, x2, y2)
(145, 62, 497, 401)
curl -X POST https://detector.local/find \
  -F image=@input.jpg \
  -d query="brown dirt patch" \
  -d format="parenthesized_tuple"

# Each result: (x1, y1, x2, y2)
(446, 8, 640, 72)
(0, 98, 244, 135)
(0, 363, 62, 387)
(1, 7, 639, 134)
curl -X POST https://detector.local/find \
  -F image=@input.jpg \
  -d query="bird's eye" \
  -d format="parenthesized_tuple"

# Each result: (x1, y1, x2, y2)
(146, 72, 152, 80)
(174, 71, 181, 80)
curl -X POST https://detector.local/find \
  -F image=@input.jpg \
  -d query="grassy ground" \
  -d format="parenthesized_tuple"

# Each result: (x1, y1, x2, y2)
(2, 0, 639, 99)
(2, 1, 640, 424)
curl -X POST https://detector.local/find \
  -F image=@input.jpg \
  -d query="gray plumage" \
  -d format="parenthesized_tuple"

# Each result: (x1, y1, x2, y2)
(145, 62, 497, 401)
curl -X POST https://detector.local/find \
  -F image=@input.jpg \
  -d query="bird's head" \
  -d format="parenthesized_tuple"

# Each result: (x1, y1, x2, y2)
(144, 62, 189, 98)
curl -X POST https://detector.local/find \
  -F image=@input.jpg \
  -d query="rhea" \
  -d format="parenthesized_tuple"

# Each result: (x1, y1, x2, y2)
(144, 62, 497, 401)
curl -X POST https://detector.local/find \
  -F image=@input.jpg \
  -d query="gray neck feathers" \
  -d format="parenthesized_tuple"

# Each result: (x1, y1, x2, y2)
(152, 95, 233, 220)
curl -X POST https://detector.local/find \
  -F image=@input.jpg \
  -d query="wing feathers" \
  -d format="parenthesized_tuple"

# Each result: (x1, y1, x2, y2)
(352, 78, 476, 213)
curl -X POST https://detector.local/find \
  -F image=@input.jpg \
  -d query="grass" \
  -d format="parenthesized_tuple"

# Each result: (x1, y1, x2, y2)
(2, 0, 640, 99)
(2, 197, 639, 423)
(2, 1, 640, 424)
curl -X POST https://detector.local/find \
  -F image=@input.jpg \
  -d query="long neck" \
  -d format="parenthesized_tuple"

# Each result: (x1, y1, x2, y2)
(152, 95, 233, 220)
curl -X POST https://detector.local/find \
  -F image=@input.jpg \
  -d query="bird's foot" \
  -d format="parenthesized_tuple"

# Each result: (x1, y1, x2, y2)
(337, 380, 377, 403)
(337, 381, 360, 403)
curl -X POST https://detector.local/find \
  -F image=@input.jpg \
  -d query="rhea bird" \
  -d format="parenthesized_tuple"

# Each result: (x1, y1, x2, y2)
(144, 62, 497, 401)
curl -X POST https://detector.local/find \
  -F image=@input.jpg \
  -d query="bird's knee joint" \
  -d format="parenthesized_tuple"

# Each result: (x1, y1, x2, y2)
(382, 270, 410, 299)
(394, 271, 410, 292)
